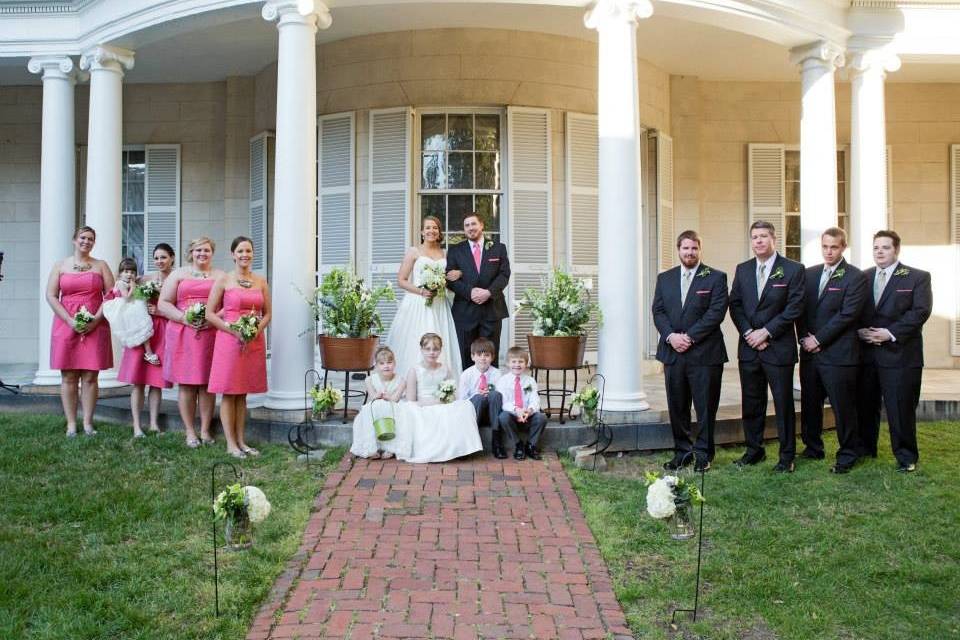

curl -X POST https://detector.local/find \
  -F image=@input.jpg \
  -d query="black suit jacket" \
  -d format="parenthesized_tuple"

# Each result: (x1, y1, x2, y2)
(729, 253, 804, 365)
(652, 264, 728, 366)
(445, 239, 511, 327)
(859, 263, 932, 369)
(796, 259, 867, 366)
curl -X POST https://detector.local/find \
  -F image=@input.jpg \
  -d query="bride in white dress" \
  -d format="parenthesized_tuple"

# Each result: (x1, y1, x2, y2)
(398, 332, 482, 463)
(387, 216, 463, 379)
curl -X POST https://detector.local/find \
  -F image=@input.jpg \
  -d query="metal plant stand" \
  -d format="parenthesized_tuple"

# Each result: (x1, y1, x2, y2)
(210, 462, 242, 617)
(670, 450, 707, 626)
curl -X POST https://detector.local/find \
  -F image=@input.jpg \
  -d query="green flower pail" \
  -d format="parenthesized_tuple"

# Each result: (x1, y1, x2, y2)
(371, 399, 396, 441)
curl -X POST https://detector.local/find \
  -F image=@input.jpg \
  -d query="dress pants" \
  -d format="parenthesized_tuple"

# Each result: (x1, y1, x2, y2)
(799, 360, 860, 467)
(664, 361, 722, 463)
(457, 319, 502, 370)
(856, 364, 921, 465)
(739, 359, 796, 463)
(470, 389, 503, 430)
(498, 411, 547, 447)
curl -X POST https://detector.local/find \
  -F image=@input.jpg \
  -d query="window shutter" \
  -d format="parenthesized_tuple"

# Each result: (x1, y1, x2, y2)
(368, 107, 411, 340)
(565, 112, 599, 361)
(951, 144, 960, 356)
(508, 107, 552, 352)
(318, 112, 355, 274)
(654, 131, 675, 272)
(249, 132, 272, 275)
(144, 144, 181, 271)
(748, 143, 786, 246)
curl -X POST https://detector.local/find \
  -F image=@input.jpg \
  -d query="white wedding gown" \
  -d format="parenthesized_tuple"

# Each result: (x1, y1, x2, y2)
(397, 363, 482, 463)
(387, 255, 463, 379)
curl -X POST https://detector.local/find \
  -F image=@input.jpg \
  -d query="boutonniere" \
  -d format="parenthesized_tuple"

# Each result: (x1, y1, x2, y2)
(831, 268, 845, 280)
(769, 266, 785, 280)
(894, 267, 909, 277)
(697, 267, 711, 278)
(484, 235, 494, 251)
(523, 382, 533, 393)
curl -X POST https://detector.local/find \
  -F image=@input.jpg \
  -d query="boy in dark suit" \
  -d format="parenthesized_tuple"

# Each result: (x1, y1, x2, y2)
(652, 230, 728, 472)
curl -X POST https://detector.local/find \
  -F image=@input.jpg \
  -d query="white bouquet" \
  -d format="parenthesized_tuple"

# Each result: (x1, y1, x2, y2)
(184, 302, 206, 327)
(435, 379, 456, 404)
(243, 486, 272, 523)
(420, 262, 447, 307)
(213, 484, 271, 523)
(133, 280, 161, 301)
(72, 305, 95, 332)
(644, 471, 704, 520)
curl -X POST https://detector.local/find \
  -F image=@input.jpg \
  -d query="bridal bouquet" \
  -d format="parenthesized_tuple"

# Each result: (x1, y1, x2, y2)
(309, 384, 342, 417)
(420, 262, 447, 307)
(435, 379, 456, 404)
(228, 313, 260, 343)
(133, 280, 161, 301)
(184, 302, 206, 327)
(644, 471, 704, 519)
(517, 269, 601, 337)
(73, 306, 95, 332)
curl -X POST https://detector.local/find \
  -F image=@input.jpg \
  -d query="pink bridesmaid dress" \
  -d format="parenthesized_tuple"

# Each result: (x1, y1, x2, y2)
(163, 278, 216, 385)
(207, 288, 267, 395)
(118, 296, 171, 389)
(50, 271, 113, 371)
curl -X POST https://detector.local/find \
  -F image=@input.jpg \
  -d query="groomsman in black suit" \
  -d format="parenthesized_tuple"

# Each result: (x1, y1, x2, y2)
(856, 230, 932, 473)
(445, 213, 511, 368)
(796, 227, 867, 473)
(652, 230, 728, 472)
(729, 220, 805, 472)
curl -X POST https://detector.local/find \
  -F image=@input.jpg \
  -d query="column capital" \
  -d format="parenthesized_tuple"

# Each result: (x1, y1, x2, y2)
(79, 45, 135, 75)
(262, 0, 332, 29)
(846, 38, 900, 75)
(27, 55, 83, 82)
(583, 0, 653, 31)
(789, 40, 844, 70)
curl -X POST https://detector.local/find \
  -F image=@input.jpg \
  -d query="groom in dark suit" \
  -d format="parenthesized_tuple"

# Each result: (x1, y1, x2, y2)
(729, 220, 805, 472)
(652, 230, 728, 472)
(796, 227, 867, 473)
(445, 213, 511, 369)
(856, 229, 932, 473)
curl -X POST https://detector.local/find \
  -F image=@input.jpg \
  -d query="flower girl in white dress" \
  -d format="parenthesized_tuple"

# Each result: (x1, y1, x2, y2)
(101, 257, 159, 365)
(350, 347, 412, 460)
(399, 333, 482, 463)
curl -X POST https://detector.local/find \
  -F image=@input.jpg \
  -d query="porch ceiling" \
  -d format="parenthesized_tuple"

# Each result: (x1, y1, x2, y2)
(0, 2, 959, 85)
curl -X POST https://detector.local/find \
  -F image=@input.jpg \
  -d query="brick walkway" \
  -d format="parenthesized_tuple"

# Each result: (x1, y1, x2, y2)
(247, 453, 633, 640)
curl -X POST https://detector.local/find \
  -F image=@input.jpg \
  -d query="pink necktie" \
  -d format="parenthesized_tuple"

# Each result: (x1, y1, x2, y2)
(478, 372, 488, 393)
(472, 242, 482, 271)
(514, 376, 524, 410)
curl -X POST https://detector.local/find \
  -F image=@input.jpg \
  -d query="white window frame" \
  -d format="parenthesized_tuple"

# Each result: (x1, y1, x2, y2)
(781, 144, 850, 262)
(121, 145, 147, 271)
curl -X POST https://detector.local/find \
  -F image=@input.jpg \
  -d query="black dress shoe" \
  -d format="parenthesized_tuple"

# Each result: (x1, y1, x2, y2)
(694, 459, 711, 473)
(663, 458, 683, 471)
(830, 463, 852, 474)
(772, 461, 795, 473)
(513, 443, 526, 461)
(492, 444, 508, 460)
(733, 451, 766, 467)
(800, 448, 825, 460)
(896, 462, 916, 473)
(525, 443, 542, 460)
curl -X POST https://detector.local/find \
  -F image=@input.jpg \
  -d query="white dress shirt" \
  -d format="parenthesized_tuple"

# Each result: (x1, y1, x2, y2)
(680, 262, 700, 303)
(756, 253, 778, 285)
(458, 364, 503, 401)
(498, 372, 541, 415)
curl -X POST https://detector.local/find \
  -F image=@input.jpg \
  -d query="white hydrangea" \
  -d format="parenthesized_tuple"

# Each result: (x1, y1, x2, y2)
(244, 486, 272, 523)
(646, 477, 678, 519)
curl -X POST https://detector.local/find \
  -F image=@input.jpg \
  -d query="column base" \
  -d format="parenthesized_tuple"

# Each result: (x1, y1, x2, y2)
(97, 369, 126, 388)
(601, 391, 650, 413)
(264, 389, 310, 411)
(32, 369, 62, 386)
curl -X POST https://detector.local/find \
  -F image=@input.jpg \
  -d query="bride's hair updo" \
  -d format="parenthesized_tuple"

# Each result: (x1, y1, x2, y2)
(419, 332, 442, 349)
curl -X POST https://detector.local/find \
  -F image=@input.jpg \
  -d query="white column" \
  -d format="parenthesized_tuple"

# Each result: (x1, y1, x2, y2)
(80, 45, 134, 387)
(585, 0, 652, 412)
(28, 56, 82, 386)
(262, 0, 330, 409)
(790, 41, 843, 266)
(848, 46, 900, 267)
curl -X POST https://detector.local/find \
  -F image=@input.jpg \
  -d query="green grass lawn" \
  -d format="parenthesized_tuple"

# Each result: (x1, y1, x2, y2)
(0, 412, 344, 640)
(567, 422, 960, 640)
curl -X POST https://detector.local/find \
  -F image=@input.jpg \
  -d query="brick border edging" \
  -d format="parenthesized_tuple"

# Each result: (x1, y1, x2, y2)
(246, 452, 355, 640)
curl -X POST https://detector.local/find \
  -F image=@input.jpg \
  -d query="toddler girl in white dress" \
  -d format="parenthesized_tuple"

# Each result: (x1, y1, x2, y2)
(102, 257, 159, 365)
(351, 347, 412, 459)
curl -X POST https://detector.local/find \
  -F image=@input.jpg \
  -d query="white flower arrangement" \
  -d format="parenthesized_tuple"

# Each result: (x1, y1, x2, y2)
(644, 471, 704, 520)
(184, 302, 206, 327)
(435, 379, 456, 404)
(213, 484, 272, 524)
(133, 280, 161, 301)
(517, 268, 601, 337)
(243, 486, 272, 524)
(419, 262, 447, 307)
(72, 306, 95, 332)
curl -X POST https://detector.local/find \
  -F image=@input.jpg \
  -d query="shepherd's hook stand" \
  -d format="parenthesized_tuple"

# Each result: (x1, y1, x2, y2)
(288, 369, 324, 470)
(578, 373, 612, 472)
(210, 462, 243, 618)
(670, 450, 707, 626)
(0, 252, 19, 395)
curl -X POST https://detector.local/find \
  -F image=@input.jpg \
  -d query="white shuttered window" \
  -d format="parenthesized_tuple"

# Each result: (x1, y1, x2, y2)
(654, 132, 675, 272)
(144, 144, 181, 273)
(249, 132, 272, 275)
(748, 143, 786, 248)
(951, 144, 960, 356)
(508, 107, 552, 351)
(318, 113, 356, 274)
(369, 108, 411, 339)
(565, 112, 599, 360)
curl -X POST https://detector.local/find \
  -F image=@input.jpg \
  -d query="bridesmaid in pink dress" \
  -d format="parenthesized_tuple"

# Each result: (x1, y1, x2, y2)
(118, 243, 175, 438)
(157, 237, 225, 448)
(206, 236, 272, 459)
(45, 226, 115, 436)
